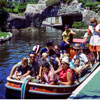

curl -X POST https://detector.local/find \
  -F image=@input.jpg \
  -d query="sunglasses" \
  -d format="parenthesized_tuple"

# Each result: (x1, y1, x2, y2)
(30, 56, 35, 58)
(91, 22, 95, 23)
(75, 49, 79, 52)
(55, 49, 59, 50)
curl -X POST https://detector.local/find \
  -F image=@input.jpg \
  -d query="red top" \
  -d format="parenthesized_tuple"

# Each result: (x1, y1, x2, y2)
(60, 68, 73, 82)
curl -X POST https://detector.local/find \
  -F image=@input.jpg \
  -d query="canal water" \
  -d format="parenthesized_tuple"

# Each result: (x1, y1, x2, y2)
(0, 27, 62, 99)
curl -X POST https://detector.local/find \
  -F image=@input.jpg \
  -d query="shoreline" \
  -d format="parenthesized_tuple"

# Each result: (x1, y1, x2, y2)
(0, 32, 13, 43)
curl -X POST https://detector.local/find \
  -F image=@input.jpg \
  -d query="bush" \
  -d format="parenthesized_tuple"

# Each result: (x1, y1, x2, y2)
(64, 0, 73, 3)
(46, 0, 60, 6)
(46, 0, 72, 6)
(18, 4, 26, 12)
(0, 32, 10, 38)
(72, 22, 88, 29)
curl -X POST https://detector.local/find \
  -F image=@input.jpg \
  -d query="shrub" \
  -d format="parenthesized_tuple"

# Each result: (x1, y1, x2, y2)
(72, 21, 88, 29)
(18, 4, 26, 12)
(46, 0, 60, 6)
(46, 0, 72, 6)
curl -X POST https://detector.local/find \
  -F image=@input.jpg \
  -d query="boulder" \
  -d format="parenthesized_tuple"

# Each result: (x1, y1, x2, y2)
(80, 9, 100, 25)
(7, 13, 26, 29)
(24, 4, 46, 28)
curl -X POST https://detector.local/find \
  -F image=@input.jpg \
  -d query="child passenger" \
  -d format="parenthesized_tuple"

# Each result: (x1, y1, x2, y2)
(14, 57, 31, 80)
(37, 61, 57, 85)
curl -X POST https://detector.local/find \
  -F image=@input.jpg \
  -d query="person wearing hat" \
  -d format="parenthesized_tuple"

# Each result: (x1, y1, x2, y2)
(71, 44, 89, 76)
(32, 45, 41, 63)
(59, 24, 76, 54)
(84, 17, 100, 63)
(55, 57, 74, 85)
(72, 44, 89, 66)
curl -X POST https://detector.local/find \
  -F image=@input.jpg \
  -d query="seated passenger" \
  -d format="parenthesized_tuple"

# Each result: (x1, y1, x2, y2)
(59, 24, 76, 54)
(55, 57, 74, 85)
(54, 45, 60, 58)
(72, 44, 89, 68)
(32, 45, 41, 63)
(71, 44, 90, 77)
(14, 57, 31, 80)
(40, 40, 54, 56)
(48, 49, 59, 71)
(38, 61, 57, 85)
(71, 58, 89, 80)
(9, 51, 40, 79)
(37, 53, 48, 79)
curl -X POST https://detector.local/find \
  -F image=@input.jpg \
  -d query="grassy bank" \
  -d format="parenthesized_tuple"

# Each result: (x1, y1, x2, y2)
(0, 32, 10, 38)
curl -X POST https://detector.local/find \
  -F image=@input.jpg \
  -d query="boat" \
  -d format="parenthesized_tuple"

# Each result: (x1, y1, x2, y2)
(5, 38, 99, 99)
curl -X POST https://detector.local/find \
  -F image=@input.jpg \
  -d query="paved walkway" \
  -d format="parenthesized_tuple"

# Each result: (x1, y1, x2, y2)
(68, 65, 100, 99)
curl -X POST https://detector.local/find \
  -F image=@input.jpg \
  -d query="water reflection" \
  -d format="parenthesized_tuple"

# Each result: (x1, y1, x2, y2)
(0, 26, 62, 99)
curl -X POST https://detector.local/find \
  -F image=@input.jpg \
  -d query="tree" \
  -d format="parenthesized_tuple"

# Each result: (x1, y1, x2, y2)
(0, 0, 8, 31)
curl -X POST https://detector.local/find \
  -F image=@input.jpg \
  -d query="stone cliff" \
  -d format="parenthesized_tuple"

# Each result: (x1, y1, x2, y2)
(7, 0, 100, 29)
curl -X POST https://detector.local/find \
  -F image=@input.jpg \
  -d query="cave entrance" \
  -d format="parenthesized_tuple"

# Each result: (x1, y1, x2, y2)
(62, 14, 82, 30)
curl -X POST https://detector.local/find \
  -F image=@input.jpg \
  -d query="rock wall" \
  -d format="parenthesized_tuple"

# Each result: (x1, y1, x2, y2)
(7, 0, 100, 29)
(7, 13, 26, 29)
(24, 0, 47, 28)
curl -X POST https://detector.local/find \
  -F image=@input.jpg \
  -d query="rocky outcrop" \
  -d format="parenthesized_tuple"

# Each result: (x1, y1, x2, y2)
(57, 0, 100, 25)
(38, 0, 48, 4)
(7, 13, 26, 29)
(7, 0, 100, 29)
(24, 0, 47, 28)
(80, 9, 100, 25)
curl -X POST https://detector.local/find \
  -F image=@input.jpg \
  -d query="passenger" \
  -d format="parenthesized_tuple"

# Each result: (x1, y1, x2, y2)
(32, 45, 41, 63)
(84, 17, 100, 63)
(55, 57, 74, 85)
(38, 61, 57, 85)
(71, 58, 89, 80)
(14, 57, 31, 80)
(48, 49, 59, 71)
(37, 51, 59, 80)
(9, 51, 40, 79)
(54, 45, 60, 58)
(71, 44, 89, 76)
(37, 53, 48, 79)
(59, 24, 76, 54)
(40, 40, 54, 56)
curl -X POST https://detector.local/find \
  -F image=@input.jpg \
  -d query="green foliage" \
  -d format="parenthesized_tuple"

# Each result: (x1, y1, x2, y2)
(5, 1, 39, 14)
(0, 0, 7, 8)
(78, 0, 100, 12)
(72, 21, 88, 29)
(46, 0, 60, 6)
(46, 0, 72, 6)
(84, 2, 100, 12)
(0, 32, 10, 38)
(6, 1, 17, 9)
(78, 0, 86, 4)
(0, 0, 8, 31)
(64, 0, 73, 3)
(18, 3, 27, 12)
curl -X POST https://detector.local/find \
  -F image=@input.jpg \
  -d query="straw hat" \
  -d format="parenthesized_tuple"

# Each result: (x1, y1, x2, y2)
(60, 53, 69, 60)
(90, 17, 97, 23)
(73, 44, 81, 49)
(62, 56, 69, 64)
